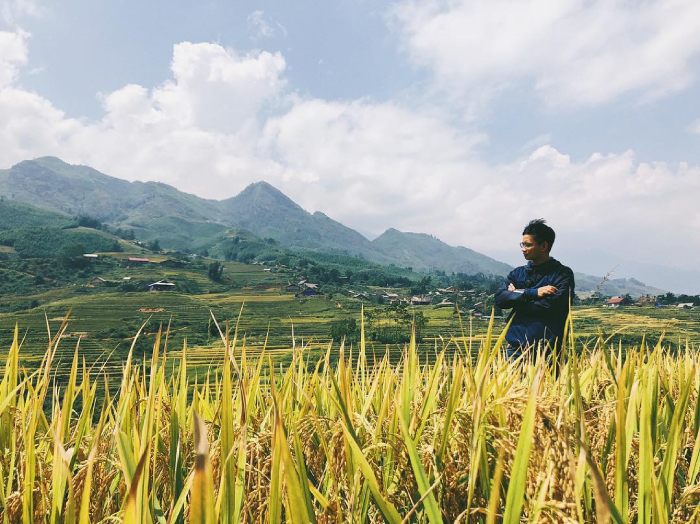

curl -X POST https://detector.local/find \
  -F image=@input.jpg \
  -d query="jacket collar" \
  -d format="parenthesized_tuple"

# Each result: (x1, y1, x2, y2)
(526, 258, 558, 272)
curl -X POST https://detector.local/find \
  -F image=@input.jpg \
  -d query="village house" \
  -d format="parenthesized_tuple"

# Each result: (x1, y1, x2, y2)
(148, 280, 176, 292)
(677, 302, 695, 310)
(83, 253, 98, 260)
(128, 257, 150, 264)
(353, 293, 370, 300)
(380, 291, 401, 304)
(606, 297, 625, 308)
(411, 295, 432, 306)
(436, 298, 455, 308)
(160, 258, 187, 268)
(285, 282, 301, 293)
(87, 277, 108, 287)
(291, 281, 322, 297)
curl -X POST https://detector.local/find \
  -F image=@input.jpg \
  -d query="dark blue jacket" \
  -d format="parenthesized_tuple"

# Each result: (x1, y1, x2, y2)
(494, 258, 574, 350)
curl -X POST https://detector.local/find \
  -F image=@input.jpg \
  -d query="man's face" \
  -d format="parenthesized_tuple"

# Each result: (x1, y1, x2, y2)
(521, 234, 548, 261)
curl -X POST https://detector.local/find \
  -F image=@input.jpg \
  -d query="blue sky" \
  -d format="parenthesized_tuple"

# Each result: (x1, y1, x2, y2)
(14, 1, 408, 118)
(16, 0, 700, 165)
(2, 0, 700, 292)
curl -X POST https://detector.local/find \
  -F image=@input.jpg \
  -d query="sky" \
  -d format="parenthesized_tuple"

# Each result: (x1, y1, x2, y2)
(1, 0, 700, 293)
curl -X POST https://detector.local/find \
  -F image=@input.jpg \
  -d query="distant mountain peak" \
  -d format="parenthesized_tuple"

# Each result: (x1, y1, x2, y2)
(14, 156, 67, 167)
(226, 180, 305, 213)
(240, 180, 283, 194)
(34, 156, 68, 164)
(243, 180, 274, 190)
(376, 228, 435, 241)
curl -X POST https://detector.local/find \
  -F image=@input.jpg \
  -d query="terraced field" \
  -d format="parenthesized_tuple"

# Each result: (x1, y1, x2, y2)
(1, 257, 699, 390)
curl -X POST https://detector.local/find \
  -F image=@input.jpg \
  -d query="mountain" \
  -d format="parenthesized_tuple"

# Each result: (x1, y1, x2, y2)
(218, 182, 394, 263)
(556, 247, 700, 295)
(371, 228, 512, 276)
(0, 158, 387, 259)
(0, 158, 416, 265)
(573, 273, 666, 297)
(0, 157, 218, 223)
(0, 157, 672, 295)
(0, 157, 225, 249)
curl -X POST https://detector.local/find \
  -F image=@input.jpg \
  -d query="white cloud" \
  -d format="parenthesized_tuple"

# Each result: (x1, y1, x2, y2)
(0, 41, 287, 188)
(0, 0, 40, 25)
(262, 103, 700, 274)
(153, 42, 287, 133)
(260, 98, 488, 233)
(0, 29, 28, 87)
(390, 0, 700, 108)
(688, 119, 700, 134)
(0, 87, 82, 163)
(247, 11, 286, 39)
(1, 37, 700, 278)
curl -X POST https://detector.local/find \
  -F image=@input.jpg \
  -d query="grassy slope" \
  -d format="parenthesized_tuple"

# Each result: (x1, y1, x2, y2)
(0, 199, 75, 230)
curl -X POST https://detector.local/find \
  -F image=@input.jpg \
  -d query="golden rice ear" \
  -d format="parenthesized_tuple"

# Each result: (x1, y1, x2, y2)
(190, 412, 215, 524)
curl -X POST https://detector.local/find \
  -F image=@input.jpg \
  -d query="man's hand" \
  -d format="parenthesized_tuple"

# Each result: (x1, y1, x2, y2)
(508, 283, 516, 291)
(537, 285, 557, 297)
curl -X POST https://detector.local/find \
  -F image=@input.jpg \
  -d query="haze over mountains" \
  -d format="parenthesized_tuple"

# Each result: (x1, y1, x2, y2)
(0, 157, 667, 296)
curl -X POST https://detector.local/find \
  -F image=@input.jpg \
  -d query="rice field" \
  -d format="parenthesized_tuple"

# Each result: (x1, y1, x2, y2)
(0, 311, 699, 522)
(1, 288, 698, 382)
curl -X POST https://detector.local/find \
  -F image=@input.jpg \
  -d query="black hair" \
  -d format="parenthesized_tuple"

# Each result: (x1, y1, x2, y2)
(523, 219, 555, 251)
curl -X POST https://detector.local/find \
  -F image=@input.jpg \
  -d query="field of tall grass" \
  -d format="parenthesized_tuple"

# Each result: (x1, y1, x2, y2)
(0, 309, 699, 523)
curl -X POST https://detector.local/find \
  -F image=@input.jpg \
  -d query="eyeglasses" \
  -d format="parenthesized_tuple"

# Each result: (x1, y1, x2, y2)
(519, 242, 538, 248)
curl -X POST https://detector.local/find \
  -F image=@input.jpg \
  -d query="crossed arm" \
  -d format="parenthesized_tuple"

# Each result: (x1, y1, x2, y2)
(494, 271, 574, 314)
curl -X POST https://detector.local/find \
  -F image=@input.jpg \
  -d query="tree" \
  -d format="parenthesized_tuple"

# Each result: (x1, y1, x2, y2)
(58, 243, 87, 268)
(411, 276, 432, 295)
(208, 261, 224, 281)
(330, 318, 358, 343)
(148, 239, 161, 252)
(658, 292, 676, 305)
(77, 215, 102, 229)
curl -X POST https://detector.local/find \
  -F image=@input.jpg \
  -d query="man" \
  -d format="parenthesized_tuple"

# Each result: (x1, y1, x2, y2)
(494, 219, 574, 359)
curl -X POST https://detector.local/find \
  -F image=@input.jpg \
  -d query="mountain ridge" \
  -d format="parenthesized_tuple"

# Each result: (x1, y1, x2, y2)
(0, 157, 669, 296)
